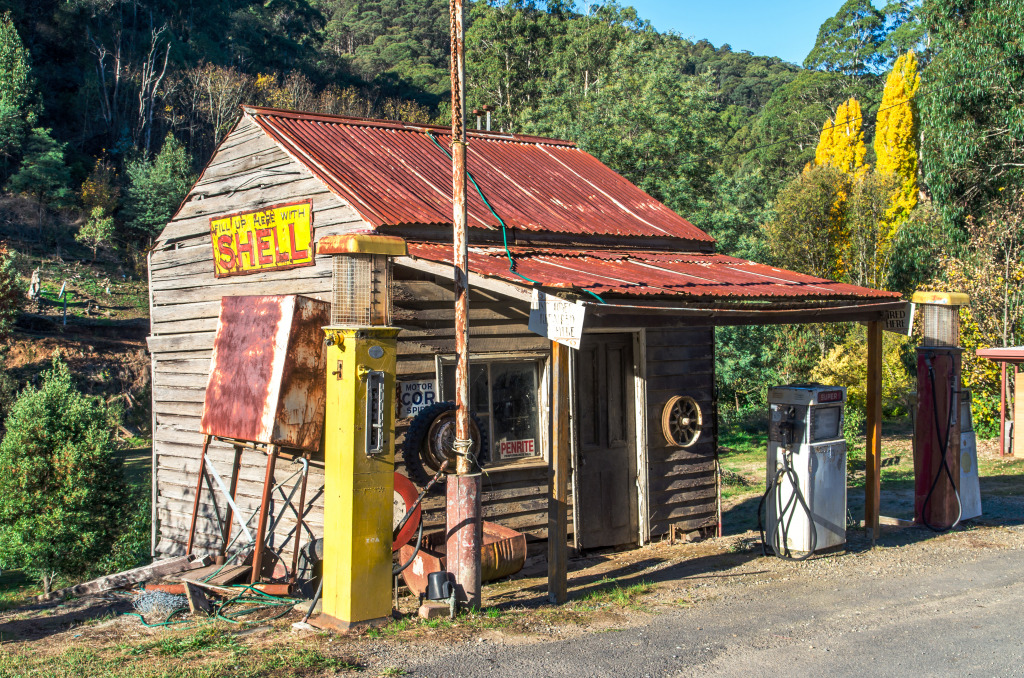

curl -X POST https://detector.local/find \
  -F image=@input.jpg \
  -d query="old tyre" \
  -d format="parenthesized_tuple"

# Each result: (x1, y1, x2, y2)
(402, 401, 489, 489)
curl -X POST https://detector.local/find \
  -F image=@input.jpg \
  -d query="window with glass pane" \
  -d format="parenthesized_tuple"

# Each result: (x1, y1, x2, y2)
(440, 358, 542, 464)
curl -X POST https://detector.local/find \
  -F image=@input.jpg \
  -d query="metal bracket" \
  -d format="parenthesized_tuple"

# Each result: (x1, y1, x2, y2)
(203, 456, 254, 544)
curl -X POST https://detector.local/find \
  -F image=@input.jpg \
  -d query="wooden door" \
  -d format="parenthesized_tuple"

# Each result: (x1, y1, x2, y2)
(575, 333, 638, 549)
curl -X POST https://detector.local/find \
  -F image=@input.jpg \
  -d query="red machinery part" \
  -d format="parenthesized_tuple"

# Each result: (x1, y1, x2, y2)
(393, 472, 422, 552)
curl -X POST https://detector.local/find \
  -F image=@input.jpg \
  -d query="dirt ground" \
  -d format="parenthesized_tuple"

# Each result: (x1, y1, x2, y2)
(2, 444, 1022, 677)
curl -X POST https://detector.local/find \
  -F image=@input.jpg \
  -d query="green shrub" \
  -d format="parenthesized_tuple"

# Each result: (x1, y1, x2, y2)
(0, 352, 130, 593)
(0, 247, 20, 337)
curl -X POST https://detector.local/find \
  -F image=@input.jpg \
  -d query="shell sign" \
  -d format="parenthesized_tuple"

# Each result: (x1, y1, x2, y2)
(209, 199, 314, 277)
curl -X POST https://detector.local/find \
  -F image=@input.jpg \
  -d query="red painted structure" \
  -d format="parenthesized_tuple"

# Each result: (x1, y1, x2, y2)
(200, 294, 330, 450)
(914, 349, 963, 528)
(975, 346, 1024, 457)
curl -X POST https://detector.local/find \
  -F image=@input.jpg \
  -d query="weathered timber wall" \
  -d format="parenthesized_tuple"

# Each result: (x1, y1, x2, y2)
(389, 274, 563, 550)
(149, 117, 564, 559)
(644, 327, 718, 537)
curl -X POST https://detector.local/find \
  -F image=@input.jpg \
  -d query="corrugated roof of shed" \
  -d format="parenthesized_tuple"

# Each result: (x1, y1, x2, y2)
(406, 243, 903, 302)
(245, 106, 713, 243)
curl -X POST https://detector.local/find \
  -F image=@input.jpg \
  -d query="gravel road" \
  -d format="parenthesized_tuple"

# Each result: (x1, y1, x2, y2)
(393, 523, 1024, 677)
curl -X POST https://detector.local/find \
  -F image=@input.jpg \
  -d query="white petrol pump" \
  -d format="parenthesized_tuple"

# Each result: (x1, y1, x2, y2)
(760, 384, 848, 559)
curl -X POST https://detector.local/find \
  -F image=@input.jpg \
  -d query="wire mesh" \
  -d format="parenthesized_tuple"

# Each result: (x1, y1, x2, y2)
(330, 254, 391, 326)
(133, 590, 187, 616)
(921, 304, 960, 347)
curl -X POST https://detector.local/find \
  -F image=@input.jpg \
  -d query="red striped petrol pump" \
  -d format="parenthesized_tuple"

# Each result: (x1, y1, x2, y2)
(912, 291, 969, 531)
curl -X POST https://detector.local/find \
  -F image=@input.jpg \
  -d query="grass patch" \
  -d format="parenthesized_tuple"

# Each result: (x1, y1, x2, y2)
(718, 429, 768, 501)
(1, 626, 362, 678)
(574, 578, 654, 611)
(128, 627, 243, 658)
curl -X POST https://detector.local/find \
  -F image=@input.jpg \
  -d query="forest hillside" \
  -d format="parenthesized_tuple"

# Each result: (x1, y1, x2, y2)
(0, 0, 1021, 436)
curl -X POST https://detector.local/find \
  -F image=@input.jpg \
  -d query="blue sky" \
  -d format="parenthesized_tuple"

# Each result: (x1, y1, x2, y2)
(622, 0, 849, 65)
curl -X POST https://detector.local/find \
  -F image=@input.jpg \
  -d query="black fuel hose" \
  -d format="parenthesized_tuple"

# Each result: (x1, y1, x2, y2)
(921, 359, 962, 532)
(758, 446, 816, 560)
(393, 517, 425, 576)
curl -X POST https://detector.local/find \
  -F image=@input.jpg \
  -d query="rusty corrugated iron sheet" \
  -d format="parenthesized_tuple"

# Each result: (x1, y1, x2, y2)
(200, 294, 330, 451)
(244, 106, 713, 243)
(406, 243, 902, 301)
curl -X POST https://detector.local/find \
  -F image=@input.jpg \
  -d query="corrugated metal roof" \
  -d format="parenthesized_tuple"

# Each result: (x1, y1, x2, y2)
(406, 243, 902, 301)
(246, 106, 713, 243)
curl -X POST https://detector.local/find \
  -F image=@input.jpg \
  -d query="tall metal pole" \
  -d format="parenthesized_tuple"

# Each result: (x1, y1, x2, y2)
(447, 0, 482, 609)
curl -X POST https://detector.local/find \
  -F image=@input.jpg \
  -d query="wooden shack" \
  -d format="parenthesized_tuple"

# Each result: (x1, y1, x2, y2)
(148, 106, 903, 565)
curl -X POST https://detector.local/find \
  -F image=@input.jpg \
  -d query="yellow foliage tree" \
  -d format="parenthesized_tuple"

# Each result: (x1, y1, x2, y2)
(814, 97, 869, 180)
(810, 327, 912, 417)
(810, 97, 869, 278)
(874, 51, 921, 251)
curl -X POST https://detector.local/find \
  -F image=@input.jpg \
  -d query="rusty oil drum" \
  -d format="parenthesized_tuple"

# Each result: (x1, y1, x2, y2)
(399, 521, 527, 596)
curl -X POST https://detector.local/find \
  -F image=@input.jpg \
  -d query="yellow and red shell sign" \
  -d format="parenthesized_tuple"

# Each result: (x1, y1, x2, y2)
(209, 200, 314, 277)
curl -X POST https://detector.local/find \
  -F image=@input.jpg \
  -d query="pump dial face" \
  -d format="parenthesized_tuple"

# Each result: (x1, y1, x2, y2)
(662, 395, 702, 448)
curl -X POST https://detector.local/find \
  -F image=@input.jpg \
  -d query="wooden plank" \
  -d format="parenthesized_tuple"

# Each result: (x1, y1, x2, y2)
(195, 149, 293, 187)
(645, 373, 714, 393)
(151, 244, 213, 271)
(151, 350, 213, 363)
(176, 579, 238, 598)
(152, 276, 331, 306)
(151, 300, 223, 325)
(645, 344, 713, 362)
(192, 132, 280, 173)
(184, 581, 213, 615)
(147, 332, 215, 354)
(175, 177, 329, 222)
(656, 486, 718, 506)
(647, 459, 717, 477)
(154, 385, 206, 404)
(645, 360, 714, 379)
(176, 563, 251, 586)
(648, 444, 715, 464)
(38, 555, 210, 601)
(644, 328, 713, 347)
(154, 371, 210, 389)
(648, 472, 717, 494)
(650, 503, 717, 522)
(154, 400, 205, 417)
(548, 340, 570, 605)
(649, 514, 716, 535)
(865, 320, 883, 542)
(153, 316, 220, 334)
(150, 260, 332, 293)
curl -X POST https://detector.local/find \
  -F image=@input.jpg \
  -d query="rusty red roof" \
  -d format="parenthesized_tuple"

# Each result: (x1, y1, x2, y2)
(406, 243, 902, 301)
(245, 106, 713, 243)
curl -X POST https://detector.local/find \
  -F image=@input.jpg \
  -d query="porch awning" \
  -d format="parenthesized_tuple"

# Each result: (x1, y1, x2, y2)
(404, 242, 904, 325)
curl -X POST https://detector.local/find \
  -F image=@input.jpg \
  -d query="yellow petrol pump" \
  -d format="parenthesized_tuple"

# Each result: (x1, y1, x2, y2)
(315, 233, 406, 630)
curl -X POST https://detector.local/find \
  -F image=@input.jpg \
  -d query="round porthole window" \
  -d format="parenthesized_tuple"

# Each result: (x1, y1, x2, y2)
(662, 395, 702, 447)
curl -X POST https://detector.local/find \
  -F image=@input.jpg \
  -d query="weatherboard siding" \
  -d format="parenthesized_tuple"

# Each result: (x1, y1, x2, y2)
(644, 327, 719, 538)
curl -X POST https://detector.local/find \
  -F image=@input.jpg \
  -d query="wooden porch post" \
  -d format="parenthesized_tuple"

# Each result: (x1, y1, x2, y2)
(865, 321, 883, 542)
(548, 340, 570, 604)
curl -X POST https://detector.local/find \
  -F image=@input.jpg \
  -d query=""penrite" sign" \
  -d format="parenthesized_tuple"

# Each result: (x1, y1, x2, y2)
(209, 199, 314, 277)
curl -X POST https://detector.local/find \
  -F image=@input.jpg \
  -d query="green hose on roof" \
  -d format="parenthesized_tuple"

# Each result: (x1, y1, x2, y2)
(425, 131, 605, 304)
